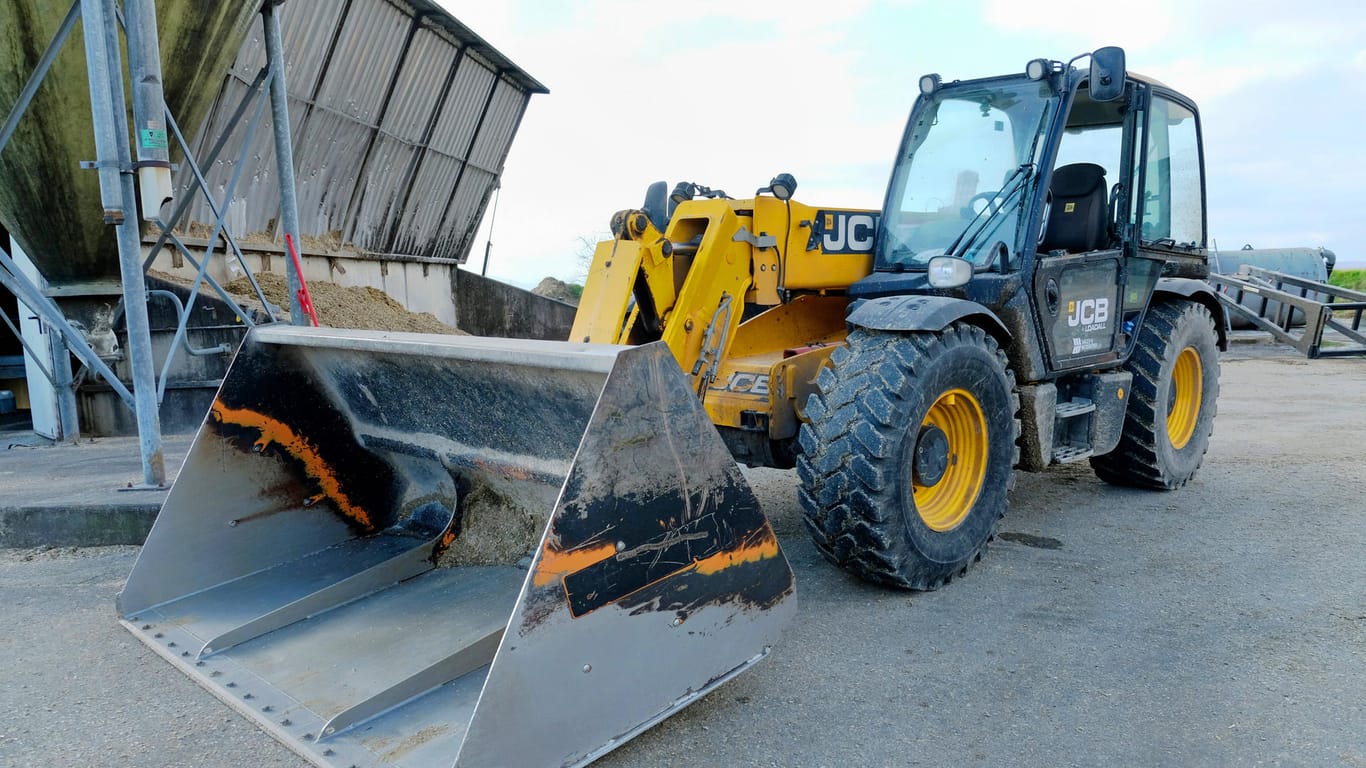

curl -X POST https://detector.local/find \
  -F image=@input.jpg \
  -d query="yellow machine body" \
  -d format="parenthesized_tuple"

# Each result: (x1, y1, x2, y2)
(571, 194, 876, 466)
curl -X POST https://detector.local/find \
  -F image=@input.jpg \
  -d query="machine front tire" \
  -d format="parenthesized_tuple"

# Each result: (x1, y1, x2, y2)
(1090, 300, 1220, 489)
(797, 325, 1019, 590)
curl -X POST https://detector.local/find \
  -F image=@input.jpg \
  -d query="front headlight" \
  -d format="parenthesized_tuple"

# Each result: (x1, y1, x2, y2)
(927, 256, 973, 288)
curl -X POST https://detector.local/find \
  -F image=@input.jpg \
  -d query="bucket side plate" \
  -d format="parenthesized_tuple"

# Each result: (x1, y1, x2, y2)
(458, 343, 797, 768)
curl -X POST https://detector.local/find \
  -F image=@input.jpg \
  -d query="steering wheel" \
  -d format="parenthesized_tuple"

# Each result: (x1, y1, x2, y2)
(965, 190, 1002, 217)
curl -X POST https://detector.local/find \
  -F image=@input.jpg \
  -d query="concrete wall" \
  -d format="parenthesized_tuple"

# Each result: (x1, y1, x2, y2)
(150, 239, 578, 340)
(148, 239, 458, 326)
(454, 269, 576, 340)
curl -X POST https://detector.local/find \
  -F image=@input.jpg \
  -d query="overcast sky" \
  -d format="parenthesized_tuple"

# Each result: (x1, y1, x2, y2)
(440, 0, 1366, 286)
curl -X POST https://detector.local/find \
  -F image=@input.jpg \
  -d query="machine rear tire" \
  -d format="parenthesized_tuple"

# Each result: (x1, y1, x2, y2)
(1090, 300, 1219, 489)
(796, 325, 1019, 590)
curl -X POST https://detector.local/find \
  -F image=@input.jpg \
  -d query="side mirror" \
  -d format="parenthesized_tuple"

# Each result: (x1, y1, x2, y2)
(1089, 46, 1126, 102)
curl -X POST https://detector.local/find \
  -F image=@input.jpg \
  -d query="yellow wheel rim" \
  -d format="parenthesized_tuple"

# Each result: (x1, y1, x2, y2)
(913, 389, 988, 532)
(1167, 346, 1203, 450)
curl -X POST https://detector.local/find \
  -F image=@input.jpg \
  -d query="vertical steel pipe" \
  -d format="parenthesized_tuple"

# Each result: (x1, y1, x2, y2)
(88, 0, 165, 484)
(123, 0, 173, 221)
(141, 67, 272, 273)
(78, 0, 124, 224)
(52, 329, 81, 441)
(262, 3, 306, 324)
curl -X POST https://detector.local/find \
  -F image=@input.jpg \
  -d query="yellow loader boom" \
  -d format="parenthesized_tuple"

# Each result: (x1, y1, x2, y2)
(573, 183, 877, 467)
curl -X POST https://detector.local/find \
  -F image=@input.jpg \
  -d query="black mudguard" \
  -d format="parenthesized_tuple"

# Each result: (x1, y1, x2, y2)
(846, 294, 1011, 341)
(1154, 277, 1229, 350)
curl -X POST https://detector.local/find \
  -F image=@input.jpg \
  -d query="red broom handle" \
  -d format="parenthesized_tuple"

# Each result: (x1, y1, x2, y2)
(283, 233, 319, 327)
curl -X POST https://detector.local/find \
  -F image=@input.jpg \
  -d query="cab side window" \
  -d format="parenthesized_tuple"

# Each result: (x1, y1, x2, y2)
(1054, 122, 1122, 184)
(1140, 97, 1203, 246)
(1045, 88, 1128, 255)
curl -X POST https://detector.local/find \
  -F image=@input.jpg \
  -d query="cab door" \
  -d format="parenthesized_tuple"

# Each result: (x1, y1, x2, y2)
(1131, 92, 1207, 275)
(1031, 80, 1154, 372)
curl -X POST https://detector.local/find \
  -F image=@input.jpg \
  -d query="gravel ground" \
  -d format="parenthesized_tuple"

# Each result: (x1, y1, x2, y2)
(1, 347, 1363, 768)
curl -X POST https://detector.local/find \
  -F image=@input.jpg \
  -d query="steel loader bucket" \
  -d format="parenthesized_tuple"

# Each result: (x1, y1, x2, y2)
(118, 326, 795, 768)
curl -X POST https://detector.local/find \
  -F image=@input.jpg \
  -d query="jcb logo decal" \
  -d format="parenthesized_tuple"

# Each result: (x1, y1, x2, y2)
(1066, 298, 1109, 329)
(808, 210, 879, 254)
(711, 372, 770, 395)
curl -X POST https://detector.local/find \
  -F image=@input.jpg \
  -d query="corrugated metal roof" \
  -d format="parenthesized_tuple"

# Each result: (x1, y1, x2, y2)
(407, 0, 548, 95)
(429, 58, 496, 157)
(314, 2, 409, 122)
(470, 79, 528, 171)
(179, 0, 545, 264)
(347, 136, 416, 248)
(389, 153, 462, 255)
(381, 27, 455, 141)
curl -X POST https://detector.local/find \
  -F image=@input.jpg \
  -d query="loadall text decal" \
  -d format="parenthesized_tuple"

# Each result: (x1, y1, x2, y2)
(807, 210, 880, 254)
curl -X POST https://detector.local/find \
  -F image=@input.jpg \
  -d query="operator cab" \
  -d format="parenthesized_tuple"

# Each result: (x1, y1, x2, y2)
(857, 47, 1208, 377)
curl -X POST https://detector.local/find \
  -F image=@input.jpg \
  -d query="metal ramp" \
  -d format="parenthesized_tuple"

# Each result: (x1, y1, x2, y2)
(1210, 266, 1366, 358)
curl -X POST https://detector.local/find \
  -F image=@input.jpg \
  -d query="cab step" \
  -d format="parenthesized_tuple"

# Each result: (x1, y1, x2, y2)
(1052, 397, 1096, 464)
(1051, 444, 1094, 464)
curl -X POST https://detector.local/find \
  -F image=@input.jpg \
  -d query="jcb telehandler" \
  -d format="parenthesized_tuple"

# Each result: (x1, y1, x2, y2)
(121, 48, 1225, 767)
(574, 46, 1226, 590)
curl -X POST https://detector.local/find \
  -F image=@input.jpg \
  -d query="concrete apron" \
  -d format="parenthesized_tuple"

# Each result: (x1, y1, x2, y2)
(0, 433, 193, 548)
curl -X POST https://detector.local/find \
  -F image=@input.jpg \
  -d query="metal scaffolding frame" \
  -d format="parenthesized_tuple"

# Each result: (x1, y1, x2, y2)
(1211, 267, 1366, 358)
(0, 0, 308, 486)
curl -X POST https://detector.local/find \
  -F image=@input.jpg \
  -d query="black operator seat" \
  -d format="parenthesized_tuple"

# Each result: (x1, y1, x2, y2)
(1040, 162, 1109, 254)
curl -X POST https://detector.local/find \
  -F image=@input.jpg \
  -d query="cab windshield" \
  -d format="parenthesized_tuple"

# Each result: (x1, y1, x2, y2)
(879, 77, 1057, 270)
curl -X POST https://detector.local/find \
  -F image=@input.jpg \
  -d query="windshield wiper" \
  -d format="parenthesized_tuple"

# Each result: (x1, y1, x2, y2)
(944, 163, 1034, 260)
(1144, 237, 1200, 251)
